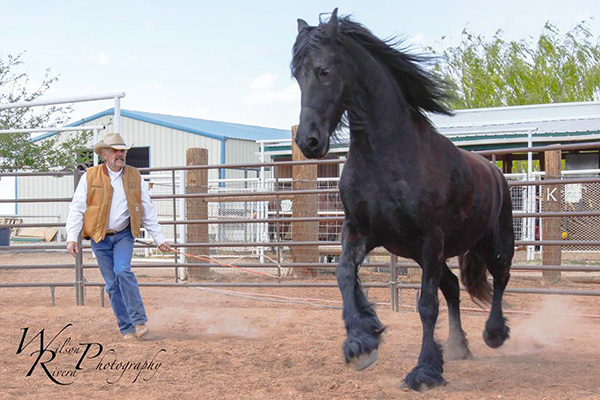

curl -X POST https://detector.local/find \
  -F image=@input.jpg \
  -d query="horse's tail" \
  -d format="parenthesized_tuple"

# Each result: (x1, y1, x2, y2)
(459, 251, 492, 306)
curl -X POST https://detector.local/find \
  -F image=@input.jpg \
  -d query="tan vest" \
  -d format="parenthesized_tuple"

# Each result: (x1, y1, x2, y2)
(82, 164, 142, 243)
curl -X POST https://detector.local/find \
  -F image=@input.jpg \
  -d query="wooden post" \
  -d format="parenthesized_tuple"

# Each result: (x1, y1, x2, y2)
(542, 150, 562, 283)
(291, 125, 319, 277)
(186, 148, 209, 280)
(502, 155, 513, 174)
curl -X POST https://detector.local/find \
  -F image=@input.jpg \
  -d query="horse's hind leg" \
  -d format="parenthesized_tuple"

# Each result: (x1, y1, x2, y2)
(476, 206, 514, 349)
(480, 245, 512, 348)
(336, 222, 385, 370)
(439, 262, 472, 360)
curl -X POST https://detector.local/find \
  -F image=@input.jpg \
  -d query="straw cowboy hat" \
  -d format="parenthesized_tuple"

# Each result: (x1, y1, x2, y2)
(93, 132, 131, 155)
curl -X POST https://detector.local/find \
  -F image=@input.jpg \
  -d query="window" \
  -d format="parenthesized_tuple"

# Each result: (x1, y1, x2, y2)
(126, 147, 150, 169)
(80, 146, 150, 170)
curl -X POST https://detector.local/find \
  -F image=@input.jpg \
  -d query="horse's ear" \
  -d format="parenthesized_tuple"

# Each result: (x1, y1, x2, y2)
(297, 19, 309, 33)
(330, 8, 338, 21)
(328, 8, 339, 26)
(326, 8, 339, 37)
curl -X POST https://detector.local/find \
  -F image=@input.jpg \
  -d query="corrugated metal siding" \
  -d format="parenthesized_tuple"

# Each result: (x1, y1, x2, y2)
(17, 175, 74, 230)
(224, 139, 261, 181)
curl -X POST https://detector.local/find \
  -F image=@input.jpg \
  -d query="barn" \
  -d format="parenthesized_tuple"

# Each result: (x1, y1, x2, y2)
(260, 100, 600, 254)
(263, 101, 600, 162)
(15, 108, 291, 241)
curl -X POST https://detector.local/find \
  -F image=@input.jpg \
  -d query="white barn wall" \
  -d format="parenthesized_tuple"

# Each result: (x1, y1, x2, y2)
(18, 115, 225, 241)
(16, 117, 111, 232)
(16, 175, 74, 229)
(224, 139, 261, 183)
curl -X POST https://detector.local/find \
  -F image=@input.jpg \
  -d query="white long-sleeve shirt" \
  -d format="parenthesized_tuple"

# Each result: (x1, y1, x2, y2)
(66, 167, 166, 245)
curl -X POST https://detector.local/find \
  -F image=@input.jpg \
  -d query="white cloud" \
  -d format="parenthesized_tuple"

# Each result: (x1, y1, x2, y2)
(128, 54, 140, 61)
(84, 51, 110, 66)
(243, 72, 300, 106)
(248, 72, 277, 90)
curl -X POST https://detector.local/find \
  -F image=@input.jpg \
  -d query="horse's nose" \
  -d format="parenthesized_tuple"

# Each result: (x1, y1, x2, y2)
(307, 136, 320, 151)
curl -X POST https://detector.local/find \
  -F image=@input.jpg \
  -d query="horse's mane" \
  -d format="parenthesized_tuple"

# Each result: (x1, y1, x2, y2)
(292, 15, 453, 123)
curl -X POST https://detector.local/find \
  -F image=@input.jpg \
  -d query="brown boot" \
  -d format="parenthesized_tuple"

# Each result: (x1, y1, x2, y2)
(135, 323, 149, 338)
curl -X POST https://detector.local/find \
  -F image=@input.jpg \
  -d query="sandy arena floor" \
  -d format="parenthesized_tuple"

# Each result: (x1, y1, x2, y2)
(1, 252, 600, 399)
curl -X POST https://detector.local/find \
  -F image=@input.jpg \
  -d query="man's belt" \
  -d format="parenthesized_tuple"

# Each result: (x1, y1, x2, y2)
(105, 225, 130, 236)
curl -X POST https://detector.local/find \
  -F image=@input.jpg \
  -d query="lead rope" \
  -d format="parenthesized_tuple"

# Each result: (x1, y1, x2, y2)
(134, 239, 280, 279)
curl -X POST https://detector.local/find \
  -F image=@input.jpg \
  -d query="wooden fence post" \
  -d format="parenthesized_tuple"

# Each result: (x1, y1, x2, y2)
(542, 150, 562, 283)
(291, 125, 319, 277)
(186, 148, 209, 280)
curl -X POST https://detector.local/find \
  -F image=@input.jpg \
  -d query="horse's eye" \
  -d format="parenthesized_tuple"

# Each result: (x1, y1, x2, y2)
(317, 68, 330, 78)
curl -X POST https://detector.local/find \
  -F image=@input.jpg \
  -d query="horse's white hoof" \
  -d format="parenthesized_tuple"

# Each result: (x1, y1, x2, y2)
(352, 349, 378, 371)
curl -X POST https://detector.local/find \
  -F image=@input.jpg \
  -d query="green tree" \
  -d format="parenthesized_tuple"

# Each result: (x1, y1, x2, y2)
(0, 53, 92, 172)
(429, 21, 600, 109)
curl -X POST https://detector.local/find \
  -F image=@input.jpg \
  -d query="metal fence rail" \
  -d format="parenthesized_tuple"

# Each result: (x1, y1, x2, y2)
(2, 141, 600, 309)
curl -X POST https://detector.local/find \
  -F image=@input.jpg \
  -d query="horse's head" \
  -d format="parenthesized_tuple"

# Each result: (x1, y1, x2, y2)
(292, 9, 345, 159)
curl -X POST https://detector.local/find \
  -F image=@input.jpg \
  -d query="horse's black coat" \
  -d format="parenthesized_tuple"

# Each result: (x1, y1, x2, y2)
(292, 9, 514, 391)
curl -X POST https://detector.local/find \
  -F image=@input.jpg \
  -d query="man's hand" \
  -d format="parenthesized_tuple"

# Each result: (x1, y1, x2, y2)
(158, 242, 172, 253)
(67, 241, 78, 257)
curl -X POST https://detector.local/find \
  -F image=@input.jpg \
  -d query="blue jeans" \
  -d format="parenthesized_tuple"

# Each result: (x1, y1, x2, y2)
(91, 229, 147, 335)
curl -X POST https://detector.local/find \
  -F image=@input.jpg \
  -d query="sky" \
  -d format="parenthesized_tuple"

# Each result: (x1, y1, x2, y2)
(0, 0, 599, 213)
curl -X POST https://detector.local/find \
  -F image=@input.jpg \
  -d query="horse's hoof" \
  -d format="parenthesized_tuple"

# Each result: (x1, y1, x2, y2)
(352, 349, 378, 371)
(483, 325, 510, 349)
(445, 335, 473, 361)
(403, 364, 447, 391)
(445, 345, 473, 361)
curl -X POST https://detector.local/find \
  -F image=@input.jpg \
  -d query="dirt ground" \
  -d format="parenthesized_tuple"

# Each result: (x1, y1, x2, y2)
(1, 252, 600, 400)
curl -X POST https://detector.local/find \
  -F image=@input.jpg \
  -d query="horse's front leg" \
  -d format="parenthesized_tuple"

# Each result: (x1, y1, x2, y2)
(337, 222, 385, 370)
(404, 234, 446, 391)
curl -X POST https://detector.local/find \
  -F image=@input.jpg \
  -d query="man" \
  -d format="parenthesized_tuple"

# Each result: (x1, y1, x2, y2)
(66, 132, 171, 340)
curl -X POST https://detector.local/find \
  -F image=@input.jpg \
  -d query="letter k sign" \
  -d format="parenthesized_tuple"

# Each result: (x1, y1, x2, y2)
(547, 187, 557, 202)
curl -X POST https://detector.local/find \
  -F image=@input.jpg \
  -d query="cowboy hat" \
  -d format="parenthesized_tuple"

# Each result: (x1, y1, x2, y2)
(93, 132, 131, 155)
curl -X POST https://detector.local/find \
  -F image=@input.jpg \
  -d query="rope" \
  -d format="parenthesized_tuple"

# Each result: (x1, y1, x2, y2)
(134, 239, 280, 279)
(135, 240, 600, 319)
(227, 253, 292, 278)
(195, 287, 343, 310)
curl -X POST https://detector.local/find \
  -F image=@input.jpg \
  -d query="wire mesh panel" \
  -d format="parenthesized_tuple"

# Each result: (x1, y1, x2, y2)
(207, 178, 266, 254)
(144, 172, 185, 243)
(559, 178, 600, 252)
(505, 174, 528, 242)
(317, 179, 343, 242)
(268, 177, 292, 243)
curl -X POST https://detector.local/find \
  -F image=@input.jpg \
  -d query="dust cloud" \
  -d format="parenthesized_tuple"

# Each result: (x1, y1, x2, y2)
(145, 307, 261, 340)
(499, 297, 583, 355)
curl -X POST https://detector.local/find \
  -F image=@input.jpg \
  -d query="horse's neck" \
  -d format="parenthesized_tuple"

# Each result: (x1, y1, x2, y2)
(346, 59, 425, 160)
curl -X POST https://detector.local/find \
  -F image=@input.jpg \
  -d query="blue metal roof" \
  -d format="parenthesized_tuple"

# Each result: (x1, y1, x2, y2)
(34, 108, 290, 142)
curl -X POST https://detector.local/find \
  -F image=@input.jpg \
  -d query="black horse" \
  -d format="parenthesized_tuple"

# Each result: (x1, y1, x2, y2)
(292, 10, 514, 391)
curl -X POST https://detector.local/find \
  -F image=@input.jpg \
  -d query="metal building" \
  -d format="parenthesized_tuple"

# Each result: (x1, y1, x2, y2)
(260, 101, 600, 256)
(15, 108, 291, 241)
